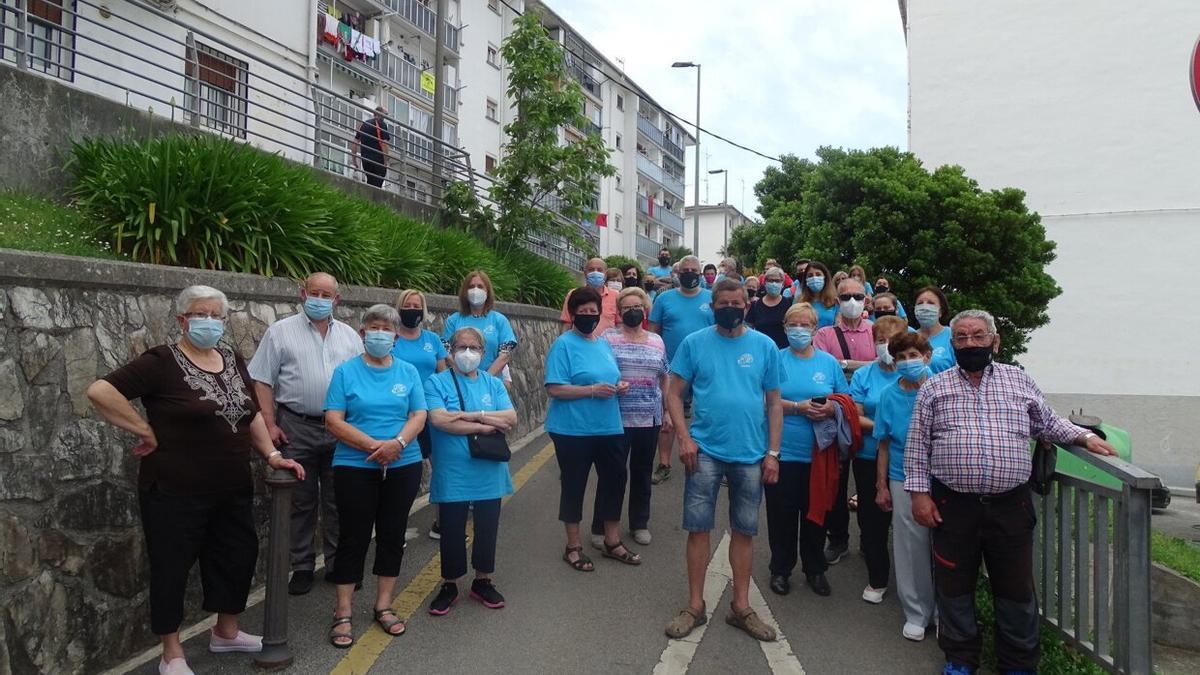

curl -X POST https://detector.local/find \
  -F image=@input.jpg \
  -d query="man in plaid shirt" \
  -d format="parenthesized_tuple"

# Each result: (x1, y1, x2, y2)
(904, 309, 1116, 675)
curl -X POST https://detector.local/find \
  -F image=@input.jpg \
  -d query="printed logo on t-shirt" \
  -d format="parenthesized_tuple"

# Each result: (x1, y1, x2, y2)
(699, 303, 710, 312)
(391, 383, 408, 397)
(933, 347, 945, 357)
(812, 372, 827, 384)
(484, 324, 497, 335)
(481, 394, 493, 407)
(423, 342, 433, 353)
(737, 353, 754, 368)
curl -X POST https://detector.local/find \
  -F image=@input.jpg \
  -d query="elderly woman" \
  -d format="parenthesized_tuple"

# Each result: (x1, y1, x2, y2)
(847, 315, 910, 604)
(744, 275, 761, 302)
(873, 331, 936, 641)
(605, 267, 625, 293)
(912, 285, 956, 373)
(423, 327, 518, 615)
(765, 302, 848, 598)
(746, 266, 793, 348)
(86, 285, 305, 675)
(324, 305, 428, 648)
(545, 286, 640, 571)
(796, 261, 840, 328)
(589, 287, 670, 548)
(442, 270, 518, 384)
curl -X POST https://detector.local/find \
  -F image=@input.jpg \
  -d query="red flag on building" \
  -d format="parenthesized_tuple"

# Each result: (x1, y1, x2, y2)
(596, 213, 608, 227)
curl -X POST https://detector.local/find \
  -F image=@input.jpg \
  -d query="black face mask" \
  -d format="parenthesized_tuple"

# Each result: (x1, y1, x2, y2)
(875, 286, 890, 295)
(573, 313, 601, 335)
(658, 256, 670, 266)
(643, 281, 656, 291)
(954, 345, 994, 373)
(624, 276, 639, 288)
(678, 271, 700, 289)
(398, 308, 423, 329)
(714, 306, 744, 330)
(621, 308, 645, 327)
(873, 309, 897, 318)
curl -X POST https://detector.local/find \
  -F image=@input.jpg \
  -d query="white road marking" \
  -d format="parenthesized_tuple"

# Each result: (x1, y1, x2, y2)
(748, 576, 805, 674)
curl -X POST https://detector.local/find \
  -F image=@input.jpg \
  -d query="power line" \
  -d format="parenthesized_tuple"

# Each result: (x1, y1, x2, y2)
(493, 0, 781, 164)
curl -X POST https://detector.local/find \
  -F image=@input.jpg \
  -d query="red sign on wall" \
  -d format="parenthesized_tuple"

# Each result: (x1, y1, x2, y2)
(1192, 35, 1200, 112)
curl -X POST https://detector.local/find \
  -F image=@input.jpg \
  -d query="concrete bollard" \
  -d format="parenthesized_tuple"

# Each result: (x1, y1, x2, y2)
(255, 468, 299, 671)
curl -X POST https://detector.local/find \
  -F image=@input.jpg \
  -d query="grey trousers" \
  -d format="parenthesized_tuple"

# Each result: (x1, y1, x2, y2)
(891, 479, 936, 628)
(278, 408, 339, 572)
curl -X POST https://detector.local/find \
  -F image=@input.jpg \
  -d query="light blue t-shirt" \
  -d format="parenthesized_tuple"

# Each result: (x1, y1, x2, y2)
(849, 361, 902, 460)
(424, 369, 515, 503)
(814, 301, 839, 328)
(442, 311, 516, 372)
(649, 288, 714, 359)
(926, 327, 957, 374)
(671, 327, 782, 464)
(544, 331, 623, 436)
(648, 264, 673, 281)
(324, 356, 426, 469)
(873, 381, 921, 482)
(391, 329, 447, 384)
(778, 348, 848, 463)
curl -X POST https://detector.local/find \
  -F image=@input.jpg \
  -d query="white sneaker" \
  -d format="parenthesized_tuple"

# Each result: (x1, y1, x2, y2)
(159, 657, 194, 675)
(632, 529, 652, 545)
(208, 629, 263, 653)
(902, 622, 926, 641)
(861, 586, 887, 604)
(590, 534, 605, 551)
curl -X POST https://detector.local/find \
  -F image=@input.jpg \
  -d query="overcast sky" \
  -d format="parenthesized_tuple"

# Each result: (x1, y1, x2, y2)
(549, 0, 909, 219)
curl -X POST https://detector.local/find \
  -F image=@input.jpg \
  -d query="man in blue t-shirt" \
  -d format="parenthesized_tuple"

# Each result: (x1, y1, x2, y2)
(648, 254, 714, 485)
(663, 279, 783, 643)
(647, 247, 674, 291)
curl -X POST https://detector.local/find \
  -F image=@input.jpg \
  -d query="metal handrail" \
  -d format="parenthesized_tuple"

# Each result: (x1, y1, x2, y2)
(1034, 444, 1163, 673)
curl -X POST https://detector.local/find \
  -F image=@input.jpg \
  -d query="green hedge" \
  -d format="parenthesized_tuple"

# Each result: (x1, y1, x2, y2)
(64, 134, 573, 308)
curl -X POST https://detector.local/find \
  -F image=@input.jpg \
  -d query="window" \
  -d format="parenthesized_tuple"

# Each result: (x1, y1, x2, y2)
(486, 98, 499, 123)
(614, 175, 622, 191)
(186, 42, 249, 138)
(485, 154, 498, 175)
(616, 94, 624, 111)
(614, 214, 622, 231)
(16, 0, 75, 81)
(615, 133, 622, 150)
(315, 93, 355, 177)
(488, 0, 500, 13)
(486, 44, 499, 68)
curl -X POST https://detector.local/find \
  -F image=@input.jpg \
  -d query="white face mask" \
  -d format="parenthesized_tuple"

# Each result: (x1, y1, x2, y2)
(454, 347, 482, 373)
(875, 342, 894, 366)
(840, 298, 865, 318)
(606, 281, 623, 291)
(467, 287, 487, 307)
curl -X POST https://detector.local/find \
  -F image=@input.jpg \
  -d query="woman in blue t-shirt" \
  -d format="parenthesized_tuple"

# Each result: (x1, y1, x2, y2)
(323, 305, 428, 647)
(545, 286, 640, 572)
(912, 285, 956, 374)
(441, 270, 518, 384)
(796, 261, 840, 328)
(873, 330, 935, 642)
(423, 326, 518, 616)
(766, 302, 848, 598)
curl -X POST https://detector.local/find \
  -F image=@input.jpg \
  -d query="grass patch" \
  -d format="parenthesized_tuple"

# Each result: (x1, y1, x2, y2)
(1152, 530, 1200, 584)
(975, 576, 1104, 674)
(0, 192, 120, 259)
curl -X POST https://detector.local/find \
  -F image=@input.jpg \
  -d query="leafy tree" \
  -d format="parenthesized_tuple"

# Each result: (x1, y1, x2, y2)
(604, 254, 641, 275)
(489, 9, 615, 253)
(729, 147, 1060, 360)
(667, 244, 692, 261)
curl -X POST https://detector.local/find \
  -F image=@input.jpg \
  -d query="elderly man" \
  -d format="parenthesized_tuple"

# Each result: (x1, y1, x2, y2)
(663, 278, 783, 642)
(559, 257, 620, 334)
(905, 309, 1116, 675)
(249, 273, 363, 595)
(351, 106, 391, 188)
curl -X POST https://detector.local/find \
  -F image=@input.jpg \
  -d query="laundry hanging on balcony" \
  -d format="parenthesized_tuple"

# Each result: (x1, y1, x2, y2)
(320, 14, 338, 44)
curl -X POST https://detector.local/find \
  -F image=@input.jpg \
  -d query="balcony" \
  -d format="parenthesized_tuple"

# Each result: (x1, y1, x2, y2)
(637, 115, 664, 147)
(637, 193, 684, 236)
(662, 171, 686, 200)
(636, 153, 664, 184)
(318, 38, 456, 115)
(637, 233, 662, 260)
(664, 137, 685, 161)
(568, 62, 600, 99)
(379, 0, 461, 55)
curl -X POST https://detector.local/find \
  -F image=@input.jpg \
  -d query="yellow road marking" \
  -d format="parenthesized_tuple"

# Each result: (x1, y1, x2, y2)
(331, 440, 556, 675)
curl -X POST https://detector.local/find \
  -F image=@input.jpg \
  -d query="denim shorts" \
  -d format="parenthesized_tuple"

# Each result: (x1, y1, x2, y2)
(682, 451, 764, 536)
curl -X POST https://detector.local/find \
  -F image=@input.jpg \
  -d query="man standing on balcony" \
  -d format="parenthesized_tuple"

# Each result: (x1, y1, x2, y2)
(249, 273, 363, 595)
(560, 257, 620, 334)
(649, 248, 675, 292)
(352, 106, 391, 188)
(904, 309, 1116, 675)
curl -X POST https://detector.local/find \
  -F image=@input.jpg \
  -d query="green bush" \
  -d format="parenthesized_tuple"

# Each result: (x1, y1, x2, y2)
(503, 248, 577, 308)
(604, 254, 641, 276)
(1153, 531, 1200, 584)
(974, 576, 1103, 674)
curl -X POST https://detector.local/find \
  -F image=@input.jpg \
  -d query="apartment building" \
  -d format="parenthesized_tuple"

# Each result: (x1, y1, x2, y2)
(683, 203, 750, 267)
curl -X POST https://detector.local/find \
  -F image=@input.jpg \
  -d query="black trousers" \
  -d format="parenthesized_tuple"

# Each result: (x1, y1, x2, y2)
(362, 153, 386, 187)
(550, 433, 628, 525)
(328, 463, 422, 585)
(932, 479, 1040, 671)
(853, 458, 891, 589)
(439, 499, 502, 580)
(592, 425, 659, 535)
(764, 461, 828, 578)
(139, 487, 257, 635)
(825, 459, 852, 548)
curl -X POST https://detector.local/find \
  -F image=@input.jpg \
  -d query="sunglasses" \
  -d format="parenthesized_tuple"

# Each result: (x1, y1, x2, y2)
(838, 293, 866, 302)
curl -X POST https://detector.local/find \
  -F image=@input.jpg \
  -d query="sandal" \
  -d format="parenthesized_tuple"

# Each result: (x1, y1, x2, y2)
(725, 606, 777, 642)
(328, 616, 354, 649)
(562, 545, 594, 572)
(373, 608, 406, 636)
(665, 604, 707, 639)
(849, 493, 859, 511)
(602, 540, 642, 565)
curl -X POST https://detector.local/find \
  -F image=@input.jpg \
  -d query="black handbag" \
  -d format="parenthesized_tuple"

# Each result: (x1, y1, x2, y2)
(1030, 440, 1057, 496)
(450, 370, 511, 462)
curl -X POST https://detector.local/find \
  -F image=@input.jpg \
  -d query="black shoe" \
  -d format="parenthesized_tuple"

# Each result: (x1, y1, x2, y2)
(824, 542, 848, 565)
(428, 521, 441, 540)
(288, 570, 314, 595)
(806, 573, 832, 596)
(769, 575, 790, 596)
(429, 582, 459, 616)
(470, 579, 506, 609)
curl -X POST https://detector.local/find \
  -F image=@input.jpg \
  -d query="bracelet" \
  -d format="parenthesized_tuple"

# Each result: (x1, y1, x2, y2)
(589, 384, 595, 398)
(266, 450, 282, 462)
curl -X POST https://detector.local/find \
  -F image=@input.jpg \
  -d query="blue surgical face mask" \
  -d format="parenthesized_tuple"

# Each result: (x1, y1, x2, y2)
(363, 330, 395, 358)
(585, 271, 606, 288)
(785, 327, 813, 351)
(186, 317, 225, 349)
(914, 303, 941, 329)
(765, 281, 784, 296)
(303, 296, 333, 320)
(897, 358, 929, 382)
(805, 276, 825, 293)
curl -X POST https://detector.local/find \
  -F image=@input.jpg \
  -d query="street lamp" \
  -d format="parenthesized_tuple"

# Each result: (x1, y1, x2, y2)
(672, 61, 700, 257)
(708, 168, 728, 254)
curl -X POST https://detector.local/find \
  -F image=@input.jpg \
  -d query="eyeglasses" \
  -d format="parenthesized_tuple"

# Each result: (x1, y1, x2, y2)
(838, 293, 866, 302)
(952, 332, 995, 346)
(182, 312, 225, 321)
(619, 305, 643, 313)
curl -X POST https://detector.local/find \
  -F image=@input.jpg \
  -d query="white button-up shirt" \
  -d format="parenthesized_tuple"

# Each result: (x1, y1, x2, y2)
(248, 311, 363, 417)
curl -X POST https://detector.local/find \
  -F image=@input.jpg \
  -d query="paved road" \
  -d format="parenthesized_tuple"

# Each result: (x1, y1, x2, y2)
(120, 433, 946, 674)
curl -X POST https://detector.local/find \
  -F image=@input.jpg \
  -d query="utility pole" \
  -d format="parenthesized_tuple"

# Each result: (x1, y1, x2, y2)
(431, 0, 448, 201)
(672, 61, 700, 256)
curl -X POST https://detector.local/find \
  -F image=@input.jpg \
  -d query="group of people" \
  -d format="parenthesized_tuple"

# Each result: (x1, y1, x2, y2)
(86, 251, 1118, 675)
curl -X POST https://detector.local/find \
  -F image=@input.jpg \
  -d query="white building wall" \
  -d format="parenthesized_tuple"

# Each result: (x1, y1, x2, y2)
(684, 205, 747, 268)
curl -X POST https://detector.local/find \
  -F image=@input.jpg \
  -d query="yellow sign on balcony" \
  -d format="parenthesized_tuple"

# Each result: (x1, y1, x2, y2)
(421, 71, 436, 95)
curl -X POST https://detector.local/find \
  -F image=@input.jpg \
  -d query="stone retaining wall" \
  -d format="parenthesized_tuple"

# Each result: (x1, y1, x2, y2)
(0, 249, 561, 674)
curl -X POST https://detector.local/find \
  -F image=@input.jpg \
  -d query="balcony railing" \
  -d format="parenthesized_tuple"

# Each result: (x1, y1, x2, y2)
(320, 40, 456, 115)
(662, 171, 685, 199)
(637, 193, 684, 235)
(636, 153, 664, 184)
(568, 61, 599, 97)
(380, 0, 460, 53)
(664, 137, 685, 161)
(637, 115, 664, 146)
(636, 233, 662, 259)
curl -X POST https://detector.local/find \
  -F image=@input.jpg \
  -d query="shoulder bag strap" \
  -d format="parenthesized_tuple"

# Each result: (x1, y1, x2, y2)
(449, 369, 470, 413)
(833, 326, 852, 361)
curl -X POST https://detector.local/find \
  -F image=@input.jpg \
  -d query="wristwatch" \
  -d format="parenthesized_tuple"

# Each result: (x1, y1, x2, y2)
(839, 359, 848, 369)
(1081, 432, 1097, 444)
(395, 434, 408, 448)
(766, 449, 781, 460)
